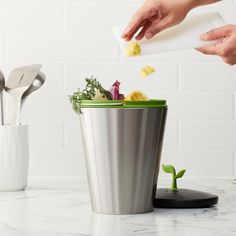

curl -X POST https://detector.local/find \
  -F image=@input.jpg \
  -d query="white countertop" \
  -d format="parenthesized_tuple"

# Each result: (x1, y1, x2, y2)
(0, 178, 235, 236)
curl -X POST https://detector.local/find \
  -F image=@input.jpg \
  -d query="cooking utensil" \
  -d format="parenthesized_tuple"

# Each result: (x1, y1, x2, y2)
(0, 71, 5, 125)
(19, 72, 45, 125)
(21, 71, 46, 105)
(113, 12, 226, 56)
(5, 64, 42, 125)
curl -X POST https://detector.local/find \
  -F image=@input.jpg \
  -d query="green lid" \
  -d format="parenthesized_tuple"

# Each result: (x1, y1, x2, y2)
(79, 99, 167, 108)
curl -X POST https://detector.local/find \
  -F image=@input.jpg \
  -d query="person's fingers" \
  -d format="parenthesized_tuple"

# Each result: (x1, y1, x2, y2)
(122, 11, 146, 40)
(144, 16, 174, 39)
(195, 45, 218, 55)
(122, 18, 148, 41)
(223, 57, 235, 65)
(200, 25, 232, 41)
(135, 22, 152, 41)
(124, 19, 147, 41)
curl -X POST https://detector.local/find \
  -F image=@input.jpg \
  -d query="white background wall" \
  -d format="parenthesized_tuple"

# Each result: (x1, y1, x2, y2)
(1, 0, 236, 179)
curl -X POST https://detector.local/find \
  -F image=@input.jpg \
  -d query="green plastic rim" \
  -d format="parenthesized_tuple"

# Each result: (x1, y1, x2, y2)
(79, 99, 167, 108)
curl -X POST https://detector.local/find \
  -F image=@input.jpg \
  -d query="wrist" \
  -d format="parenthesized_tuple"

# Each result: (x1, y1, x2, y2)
(188, 0, 221, 10)
(187, 0, 203, 10)
(183, 0, 199, 12)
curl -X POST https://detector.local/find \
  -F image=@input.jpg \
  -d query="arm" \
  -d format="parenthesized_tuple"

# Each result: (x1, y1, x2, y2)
(122, 0, 222, 41)
(190, 0, 221, 8)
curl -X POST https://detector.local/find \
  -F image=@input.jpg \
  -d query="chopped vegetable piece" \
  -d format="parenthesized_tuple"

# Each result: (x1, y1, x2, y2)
(94, 90, 108, 100)
(126, 42, 141, 56)
(125, 90, 149, 101)
(109, 80, 125, 100)
(140, 65, 155, 77)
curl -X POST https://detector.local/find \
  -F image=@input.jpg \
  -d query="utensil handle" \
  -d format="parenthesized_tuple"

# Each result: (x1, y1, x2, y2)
(12, 101, 21, 126)
(15, 103, 21, 126)
(0, 91, 4, 125)
(11, 95, 22, 126)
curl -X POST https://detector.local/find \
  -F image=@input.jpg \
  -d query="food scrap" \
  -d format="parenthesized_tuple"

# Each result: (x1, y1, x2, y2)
(109, 80, 125, 100)
(70, 77, 151, 113)
(140, 65, 155, 78)
(70, 77, 125, 113)
(126, 42, 141, 57)
(125, 90, 149, 101)
(94, 90, 108, 100)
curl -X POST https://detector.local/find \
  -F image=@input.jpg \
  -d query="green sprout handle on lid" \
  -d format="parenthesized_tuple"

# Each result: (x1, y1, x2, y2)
(162, 164, 186, 191)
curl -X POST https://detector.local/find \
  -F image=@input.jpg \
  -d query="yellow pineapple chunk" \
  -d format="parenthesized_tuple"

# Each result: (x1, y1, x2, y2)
(126, 42, 141, 56)
(140, 65, 155, 77)
(125, 90, 149, 101)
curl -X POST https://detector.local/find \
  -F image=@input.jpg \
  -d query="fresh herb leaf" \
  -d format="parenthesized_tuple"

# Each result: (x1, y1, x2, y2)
(69, 76, 112, 113)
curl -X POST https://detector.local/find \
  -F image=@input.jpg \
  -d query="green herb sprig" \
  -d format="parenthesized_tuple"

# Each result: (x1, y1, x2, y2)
(162, 164, 186, 191)
(69, 76, 112, 113)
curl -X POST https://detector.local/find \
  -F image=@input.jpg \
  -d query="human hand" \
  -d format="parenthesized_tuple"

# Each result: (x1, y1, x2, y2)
(196, 24, 236, 65)
(122, 0, 193, 41)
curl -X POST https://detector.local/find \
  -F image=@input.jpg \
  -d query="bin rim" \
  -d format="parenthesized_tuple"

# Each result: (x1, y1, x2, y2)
(79, 99, 167, 108)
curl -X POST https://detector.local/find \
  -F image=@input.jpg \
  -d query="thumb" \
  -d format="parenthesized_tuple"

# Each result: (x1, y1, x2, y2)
(145, 16, 173, 39)
(200, 26, 231, 41)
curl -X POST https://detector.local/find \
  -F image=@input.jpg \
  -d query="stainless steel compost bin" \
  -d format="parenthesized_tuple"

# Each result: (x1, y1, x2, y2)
(79, 100, 167, 214)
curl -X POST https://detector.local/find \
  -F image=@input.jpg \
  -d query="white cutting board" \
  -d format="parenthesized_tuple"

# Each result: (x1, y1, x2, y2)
(113, 12, 227, 56)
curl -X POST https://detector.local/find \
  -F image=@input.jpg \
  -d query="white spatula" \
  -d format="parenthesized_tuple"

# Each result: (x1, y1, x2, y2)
(113, 12, 227, 56)
(5, 64, 42, 125)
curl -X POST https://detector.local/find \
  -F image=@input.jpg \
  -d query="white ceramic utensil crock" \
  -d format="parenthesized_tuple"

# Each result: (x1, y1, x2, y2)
(0, 125, 29, 191)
